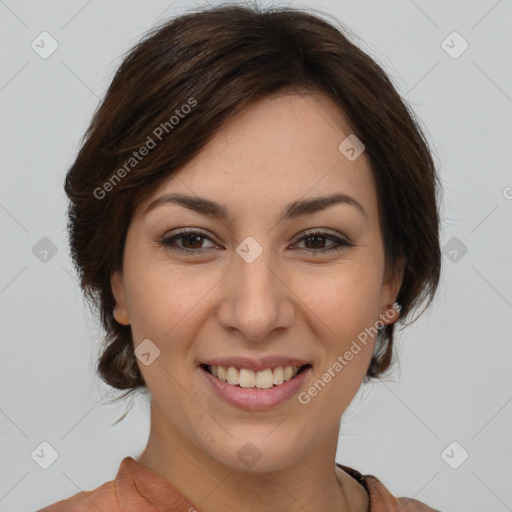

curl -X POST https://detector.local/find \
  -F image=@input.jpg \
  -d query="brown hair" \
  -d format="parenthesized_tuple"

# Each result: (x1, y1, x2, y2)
(64, 2, 441, 411)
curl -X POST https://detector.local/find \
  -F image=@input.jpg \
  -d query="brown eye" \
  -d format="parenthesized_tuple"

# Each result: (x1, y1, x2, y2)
(160, 230, 218, 254)
(293, 231, 353, 253)
(179, 233, 206, 249)
(160, 229, 353, 256)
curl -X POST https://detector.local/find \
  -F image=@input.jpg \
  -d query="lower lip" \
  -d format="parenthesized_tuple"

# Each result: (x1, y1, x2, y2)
(199, 365, 312, 411)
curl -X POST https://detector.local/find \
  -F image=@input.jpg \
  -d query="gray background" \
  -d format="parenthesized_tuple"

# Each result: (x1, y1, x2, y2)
(1, 0, 511, 511)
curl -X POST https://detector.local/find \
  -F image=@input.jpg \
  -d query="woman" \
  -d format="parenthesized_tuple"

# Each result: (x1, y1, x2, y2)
(38, 3, 442, 511)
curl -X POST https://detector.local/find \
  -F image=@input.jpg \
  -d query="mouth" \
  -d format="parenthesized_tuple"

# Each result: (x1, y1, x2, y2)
(200, 363, 312, 389)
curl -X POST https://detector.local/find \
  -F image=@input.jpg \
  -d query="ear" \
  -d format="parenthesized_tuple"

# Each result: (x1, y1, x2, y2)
(379, 258, 405, 326)
(110, 270, 131, 325)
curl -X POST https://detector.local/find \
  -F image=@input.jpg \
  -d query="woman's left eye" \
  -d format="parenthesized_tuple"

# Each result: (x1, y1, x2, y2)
(159, 229, 353, 255)
(294, 231, 353, 252)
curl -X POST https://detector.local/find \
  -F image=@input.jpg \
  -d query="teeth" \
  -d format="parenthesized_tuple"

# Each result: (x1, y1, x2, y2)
(208, 365, 304, 389)
(217, 365, 226, 381)
(273, 367, 284, 385)
(226, 366, 239, 385)
(239, 368, 257, 388)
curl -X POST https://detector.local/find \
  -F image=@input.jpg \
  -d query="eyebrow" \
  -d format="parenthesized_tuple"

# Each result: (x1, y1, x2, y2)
(145, 192, 367, 222)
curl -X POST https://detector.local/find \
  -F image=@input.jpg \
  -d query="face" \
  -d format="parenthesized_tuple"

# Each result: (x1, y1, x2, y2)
(111, 92, 402, 472)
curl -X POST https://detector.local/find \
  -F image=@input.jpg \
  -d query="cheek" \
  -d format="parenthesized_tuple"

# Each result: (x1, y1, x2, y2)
(297, 261, 383, 336)
(297, 273, 379, 418)
(123, 262, 219, 344)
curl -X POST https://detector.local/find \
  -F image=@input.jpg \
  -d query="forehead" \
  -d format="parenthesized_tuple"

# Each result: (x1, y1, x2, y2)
(139, 93, 378, 223)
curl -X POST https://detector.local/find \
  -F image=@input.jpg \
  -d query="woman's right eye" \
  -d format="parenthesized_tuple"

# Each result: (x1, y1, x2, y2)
(160, 230, 218, 255)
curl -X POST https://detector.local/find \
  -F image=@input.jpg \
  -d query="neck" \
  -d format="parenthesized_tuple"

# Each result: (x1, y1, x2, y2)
(136, 402, 368, 512)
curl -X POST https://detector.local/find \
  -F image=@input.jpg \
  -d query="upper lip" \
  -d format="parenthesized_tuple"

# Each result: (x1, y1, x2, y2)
(199, 356, 311, 372)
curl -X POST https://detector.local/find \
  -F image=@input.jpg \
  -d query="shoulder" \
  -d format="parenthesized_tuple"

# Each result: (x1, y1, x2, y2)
(36, 480, 118, 512)
(396, 496, 442, 511)
(365, 475, 441, 511)
(337, 463, 441, 512)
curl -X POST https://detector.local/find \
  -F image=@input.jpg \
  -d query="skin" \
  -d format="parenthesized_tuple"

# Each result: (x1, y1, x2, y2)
(111, 91, 403, 512)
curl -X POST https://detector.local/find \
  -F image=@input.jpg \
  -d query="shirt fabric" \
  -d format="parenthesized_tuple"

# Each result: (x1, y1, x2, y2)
(37, 456, 440, 512)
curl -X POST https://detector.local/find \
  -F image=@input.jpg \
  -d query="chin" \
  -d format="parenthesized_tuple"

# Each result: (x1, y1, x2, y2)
(201, 431, 305, 473)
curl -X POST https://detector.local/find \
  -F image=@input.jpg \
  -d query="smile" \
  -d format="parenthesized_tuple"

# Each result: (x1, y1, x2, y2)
(202, 364, 312, 389)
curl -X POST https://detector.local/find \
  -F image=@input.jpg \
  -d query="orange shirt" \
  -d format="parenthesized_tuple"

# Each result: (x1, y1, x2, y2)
(37, 456, 440, 511)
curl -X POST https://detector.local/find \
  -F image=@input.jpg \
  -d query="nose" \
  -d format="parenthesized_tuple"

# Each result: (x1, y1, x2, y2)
(215, 241, 295, 343)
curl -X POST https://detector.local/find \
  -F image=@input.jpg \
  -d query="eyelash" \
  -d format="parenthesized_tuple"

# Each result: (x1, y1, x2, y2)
(159, 229, 354, 256)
